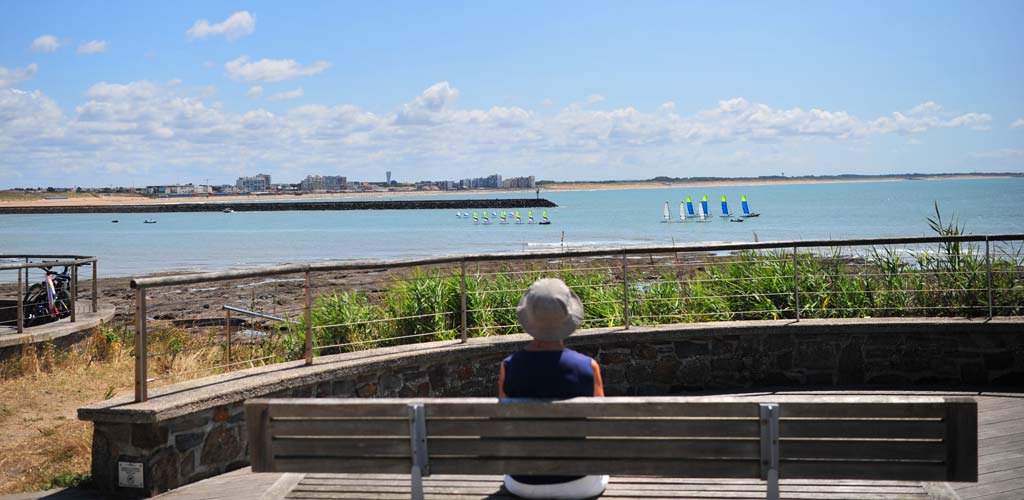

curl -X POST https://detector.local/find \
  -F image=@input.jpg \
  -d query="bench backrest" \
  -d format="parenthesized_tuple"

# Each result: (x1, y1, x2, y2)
(246, 396, 976, 482)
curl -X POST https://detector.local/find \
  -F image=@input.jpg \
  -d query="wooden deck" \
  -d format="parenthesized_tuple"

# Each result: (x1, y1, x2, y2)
(149, 390, 1024, 500)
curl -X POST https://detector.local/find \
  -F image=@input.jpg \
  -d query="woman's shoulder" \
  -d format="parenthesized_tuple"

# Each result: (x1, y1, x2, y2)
(562, 348, 597, 364)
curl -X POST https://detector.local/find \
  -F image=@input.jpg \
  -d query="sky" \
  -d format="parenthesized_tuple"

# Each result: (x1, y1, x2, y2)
(1, 1, 1022, 188)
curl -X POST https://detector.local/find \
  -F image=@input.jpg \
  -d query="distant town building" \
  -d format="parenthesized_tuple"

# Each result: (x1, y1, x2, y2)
(300, 175, 347, 192)
(236, 174, 271, 193)
(386, 171, 392, 184)
(501, 176, 536, 189)
(460, 174, 503, 189)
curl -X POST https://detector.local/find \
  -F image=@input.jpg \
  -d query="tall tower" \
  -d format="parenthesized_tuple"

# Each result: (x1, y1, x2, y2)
(386, 171, 392, 184)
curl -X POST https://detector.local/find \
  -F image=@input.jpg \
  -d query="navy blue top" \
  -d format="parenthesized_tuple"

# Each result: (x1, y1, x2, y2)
(502, 348, 596, 485)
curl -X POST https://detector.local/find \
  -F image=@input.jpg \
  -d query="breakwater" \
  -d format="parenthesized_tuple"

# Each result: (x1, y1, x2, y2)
(0, 198, 558, 214)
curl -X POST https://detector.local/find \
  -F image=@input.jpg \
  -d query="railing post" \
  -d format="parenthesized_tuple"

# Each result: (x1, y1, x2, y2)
(759, 403, 781, 500)
(304, 269, 313, 365)
(91, 260, 98, 313)
(135, 286, 148, 402)
(793, 246, 800, 321)
(16, 268, 24, 334)
(985, 237, 993, 319)
(460, 259, 468, 343)
(622, 251, 630, 330)
(225, 308, 232, 364)
(70, 264, 78, 323)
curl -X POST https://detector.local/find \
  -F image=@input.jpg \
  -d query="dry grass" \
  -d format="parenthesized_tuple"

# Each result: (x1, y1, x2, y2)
(0, 326, 242, 494)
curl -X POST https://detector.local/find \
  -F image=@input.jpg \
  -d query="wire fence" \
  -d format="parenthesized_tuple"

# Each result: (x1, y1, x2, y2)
(0, 255, 99, 333)
(126, 234, 1024, 402)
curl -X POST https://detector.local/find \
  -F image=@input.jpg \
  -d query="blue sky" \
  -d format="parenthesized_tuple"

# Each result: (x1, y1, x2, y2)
(1, 1, 1022, 187)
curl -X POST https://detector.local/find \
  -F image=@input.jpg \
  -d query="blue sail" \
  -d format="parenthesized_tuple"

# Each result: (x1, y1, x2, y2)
(741, 195, 750, 215)
(686, 196, 695, 216)
(720, 195, 730, 216)
(700, 195, 710, 217)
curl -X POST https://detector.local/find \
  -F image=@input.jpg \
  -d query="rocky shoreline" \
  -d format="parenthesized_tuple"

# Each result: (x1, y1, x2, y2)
(0, 198, 558, 214)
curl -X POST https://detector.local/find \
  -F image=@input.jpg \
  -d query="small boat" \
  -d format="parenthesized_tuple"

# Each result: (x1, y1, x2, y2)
(685, 196, 696, 217)
(514, 210, 523, 224)
(719, 196, 732, 217)
(662, 201, 671, 223)
(500, 211, 508, 224)
(527, 210, 535, 224)
(472, 211, 479, 224)
(730, 218, 744, 223)
(695, 202, 710, 223)
(740, 195, 760, 217)
(539, 210, 551, 225)
(111, 220, 119, 223)
(701, 195, 711, 217)
(223, 208, 235, 213)
(679, 201, 687, 222)
(144, 219, 157, 224)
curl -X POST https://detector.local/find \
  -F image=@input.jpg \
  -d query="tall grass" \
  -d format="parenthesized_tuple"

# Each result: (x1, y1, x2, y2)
(284, 207, 1020, 356)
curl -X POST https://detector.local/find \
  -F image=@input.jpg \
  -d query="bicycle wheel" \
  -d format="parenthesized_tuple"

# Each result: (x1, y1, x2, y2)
(23, 284, 50, 327)
(54, 278, 72, 319)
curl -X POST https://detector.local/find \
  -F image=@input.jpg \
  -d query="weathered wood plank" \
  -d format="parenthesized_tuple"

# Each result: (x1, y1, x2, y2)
(273, 458, 409, 474)
(782, 403, 948, 419)
(273, 419, 409, 437)
(245, 401, 271, 472)
(952, 474, 1024, 500)
(780, 440, 946, 461)
(426, 418, 759, 438)
(428, 457, 761, 477)
(427, 437, 760, 459)
(779, 461, 949, 481)
(780, 419, 945, 439)
(273, 437, 410, 457)
(426, 402, 760, 418)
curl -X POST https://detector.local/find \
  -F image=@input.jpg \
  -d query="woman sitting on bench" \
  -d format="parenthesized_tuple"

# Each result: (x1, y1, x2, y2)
(498, 278, 609, 500)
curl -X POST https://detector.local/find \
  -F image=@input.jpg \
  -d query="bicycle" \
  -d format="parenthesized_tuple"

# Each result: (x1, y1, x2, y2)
(23, 265, 73, 327)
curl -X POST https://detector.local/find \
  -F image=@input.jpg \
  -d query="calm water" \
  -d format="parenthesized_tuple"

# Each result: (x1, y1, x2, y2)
(1, 178, 1022, 277)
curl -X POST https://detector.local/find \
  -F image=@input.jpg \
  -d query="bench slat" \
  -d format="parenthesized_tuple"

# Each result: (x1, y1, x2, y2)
(430, 457, 761, 477)
(428, 438, 760, 459)
(780, 460, 949, 481)
(427, 418, 759, 438)
(780, 420, 945, 439)
(273, 437, 411, 457)
(270, 457, 410, 474)
(269, 403, 409, 419)
(273, 419, 410, 437)
(780, 440, 946, 461)
(782, 403, 947, 419)
(427, 402, 759, 418)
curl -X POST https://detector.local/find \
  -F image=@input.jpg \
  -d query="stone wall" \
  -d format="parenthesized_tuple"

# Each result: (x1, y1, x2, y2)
(79, 318, 1023, 497)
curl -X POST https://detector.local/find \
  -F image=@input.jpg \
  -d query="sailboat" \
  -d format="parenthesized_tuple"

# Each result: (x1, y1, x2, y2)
(685, 196, 696, 217)
(500, 211, 508, 224)
(514, 210, 523, 224)
(539, 210, 551, 225)
(679, 201, 687, 222)
(482, 212, 491, 224)
(700, 195, 711, 217)
(472, 211, 479, 224)
(662, 201, 671, 223)
(719, 195, 732, 218)
(740, 195, 760, 217)
(695, 201, 710, 223)
(527, 210, 535, 223)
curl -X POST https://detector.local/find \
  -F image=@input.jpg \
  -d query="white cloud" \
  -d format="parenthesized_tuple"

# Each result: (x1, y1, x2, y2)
(585, 94, 605, 105)
(0, 64, 38, 88)
(31, 35, 61, 53)
(224, 56, 330, 82)
(78, 40, 109, 54)
(267, 87, 304, 101)
(187, 11, 256, 42)
(0, 80, 1006, 186)
(1011, 119, 1024, 128)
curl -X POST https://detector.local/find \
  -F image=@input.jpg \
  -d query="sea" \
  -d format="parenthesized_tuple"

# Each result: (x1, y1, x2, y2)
(1, 177, 1022, 278)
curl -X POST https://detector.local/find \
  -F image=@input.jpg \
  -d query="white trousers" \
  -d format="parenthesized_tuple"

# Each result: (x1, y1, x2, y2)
(503, 474, 609, 499)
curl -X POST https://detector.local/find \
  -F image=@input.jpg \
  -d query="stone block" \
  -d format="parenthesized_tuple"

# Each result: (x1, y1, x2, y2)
(179, 450, 196, 480)
(984, 350, 1015, 371)
(428, 365, 448, 389)
(213, 406, 230, 423)
(381, 373, 404, 395)
(654, 358, 680, 385)
(674, 341, 709, 359)
(959, 362, 988, 384)
(633, 344, 658, 360)
(357, 382, 378, 397)
(837, 343, 865, 385)
(456, 364, 475, 380)
(169, 412, 212, 433)
(131, 424, 169, 449)
(146, 447, 179, 495)
(174, 432, 204, 452)
(598, 348, 631, 365)
(315, 381, 332, 398)
(793, 342, 836, 370)
(332, 379, 356, 396)
(200, 425, 242, 466)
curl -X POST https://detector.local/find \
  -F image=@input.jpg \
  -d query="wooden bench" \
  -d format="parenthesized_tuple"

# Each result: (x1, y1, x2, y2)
(246, 396, 977, 500)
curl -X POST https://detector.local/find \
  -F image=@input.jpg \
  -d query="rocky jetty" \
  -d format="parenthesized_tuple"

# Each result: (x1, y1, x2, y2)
(0, 198, 558, 214)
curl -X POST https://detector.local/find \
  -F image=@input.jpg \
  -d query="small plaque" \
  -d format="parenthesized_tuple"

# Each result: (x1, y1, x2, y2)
(118, 461, 144, 488)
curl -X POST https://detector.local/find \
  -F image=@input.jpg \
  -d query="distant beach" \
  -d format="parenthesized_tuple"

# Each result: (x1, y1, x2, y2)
(1, 173, 1017, 208)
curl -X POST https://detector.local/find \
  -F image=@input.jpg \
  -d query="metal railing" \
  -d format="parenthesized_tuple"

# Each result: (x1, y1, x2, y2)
(0, 254, 99, 334)
(128, 234, 1024, 402)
